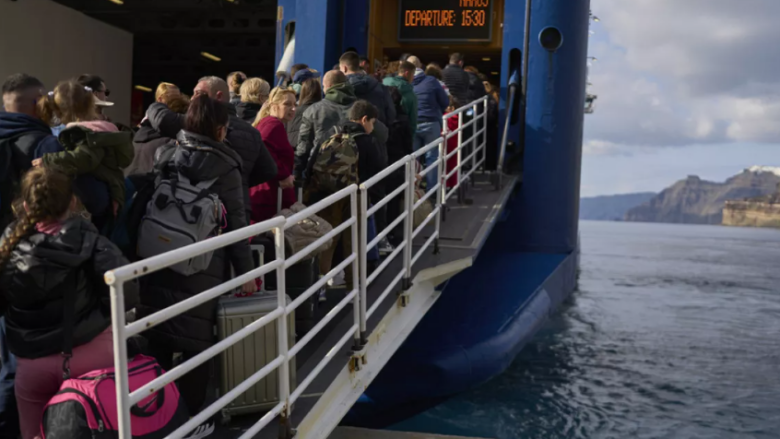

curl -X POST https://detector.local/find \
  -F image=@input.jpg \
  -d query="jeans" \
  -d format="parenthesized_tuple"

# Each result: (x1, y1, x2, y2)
(414, 121, 442, 191)
(0, 317, 19, 439)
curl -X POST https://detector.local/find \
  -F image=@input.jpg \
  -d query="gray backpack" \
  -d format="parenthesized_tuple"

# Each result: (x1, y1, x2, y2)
(137, 172, 224, 276)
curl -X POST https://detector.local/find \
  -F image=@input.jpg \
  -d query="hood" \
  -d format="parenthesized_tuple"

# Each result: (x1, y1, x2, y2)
(412, 73, 436, 87)
(341, 120, 367, 136)
(67, 120, 119, 133)
(383, 76, 414, 94)
(235, 102, 262, 122)
(133, 120, 165, 144)
(347, 73, 382, 95)
(5, 217, 98, 294)
(173, 130, 243, 182)
(0, 112, 52, 141)
(325, 82, 357, 106)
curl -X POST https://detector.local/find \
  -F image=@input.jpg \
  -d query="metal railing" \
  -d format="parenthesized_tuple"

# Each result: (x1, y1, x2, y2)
(442, 96, 489, 204)
(104, 95, 490, 438)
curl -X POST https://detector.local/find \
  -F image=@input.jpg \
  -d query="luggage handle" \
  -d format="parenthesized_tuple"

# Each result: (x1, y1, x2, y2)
(277, 182, 303, 214)
(129, 366, 166, 418)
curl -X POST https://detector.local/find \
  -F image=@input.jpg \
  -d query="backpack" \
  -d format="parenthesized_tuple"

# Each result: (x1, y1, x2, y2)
(309, 128, 361, 194)
(40, 272, 188, 438)
(40, 355, 189, 439)
(136, 172, 225, 276)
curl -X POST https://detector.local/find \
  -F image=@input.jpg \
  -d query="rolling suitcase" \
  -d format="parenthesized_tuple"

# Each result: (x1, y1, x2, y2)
(215, 294, 296, 421)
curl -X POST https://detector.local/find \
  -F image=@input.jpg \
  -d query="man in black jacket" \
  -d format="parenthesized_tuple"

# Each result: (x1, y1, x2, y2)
(340, 51, 396, 126)
(442, 52, 471, 104)
(0, 74, 62, 232)
(146, 76, 278, 220)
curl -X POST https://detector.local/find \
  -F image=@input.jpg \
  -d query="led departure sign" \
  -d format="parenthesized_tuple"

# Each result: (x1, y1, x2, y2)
(399, 0, 493, 43)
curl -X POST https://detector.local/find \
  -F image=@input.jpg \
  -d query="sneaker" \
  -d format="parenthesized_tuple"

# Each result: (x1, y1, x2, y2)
(378, 238, 395, 256)
(184, 420, 215, 439)
(327, 271, 346, 289)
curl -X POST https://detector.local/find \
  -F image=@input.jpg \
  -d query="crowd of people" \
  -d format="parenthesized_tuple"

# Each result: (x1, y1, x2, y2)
(0, 50, 499, 439)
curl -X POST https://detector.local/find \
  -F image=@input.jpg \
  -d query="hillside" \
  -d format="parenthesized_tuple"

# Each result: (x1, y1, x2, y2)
(580, 193, 656, 221)
(625, 169, 780, 224)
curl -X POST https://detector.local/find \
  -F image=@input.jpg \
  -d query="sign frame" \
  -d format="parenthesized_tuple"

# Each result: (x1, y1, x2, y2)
(397, 0, 494, 43)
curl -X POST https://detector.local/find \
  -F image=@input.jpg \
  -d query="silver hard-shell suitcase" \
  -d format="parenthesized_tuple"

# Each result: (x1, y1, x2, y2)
(215, 293, 296, 419)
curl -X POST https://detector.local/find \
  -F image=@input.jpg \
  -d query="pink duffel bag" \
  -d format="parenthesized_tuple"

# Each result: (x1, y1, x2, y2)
(40, 354, 189, 439)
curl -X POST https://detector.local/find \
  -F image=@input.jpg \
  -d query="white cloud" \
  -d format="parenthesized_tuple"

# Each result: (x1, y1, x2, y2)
(584, 0, 780, 153)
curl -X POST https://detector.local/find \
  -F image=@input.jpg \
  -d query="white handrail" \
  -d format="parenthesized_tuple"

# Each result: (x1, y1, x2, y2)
(106, 95, 492, 439)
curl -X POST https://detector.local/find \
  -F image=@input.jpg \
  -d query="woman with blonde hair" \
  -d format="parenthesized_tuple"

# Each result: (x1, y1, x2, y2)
(249, 87, 297, 222)
(34, 80, 134, 232)
(154, 82, 179, 103)
(236, 77, 271, 123)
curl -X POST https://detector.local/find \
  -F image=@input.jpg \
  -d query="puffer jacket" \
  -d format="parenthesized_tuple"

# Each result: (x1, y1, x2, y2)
(346, 73, 396, 125)
(286, 101, 315, 148)
(383, 75, 418, 136)
(442, 64, 470, 104)
(137, 130, 254, 353)
(44, 122, 134, 212)
(413, 74, 449, 123)
(295, 83, 357, 178)
(0, 217, 137, 359)
(235, 102, 262, 124)
(125, 120, 171, 176)
(0, 112, 63, 229)
(146, 102, 278, 219)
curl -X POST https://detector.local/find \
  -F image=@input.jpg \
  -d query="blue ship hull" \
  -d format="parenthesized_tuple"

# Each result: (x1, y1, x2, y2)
(344, 202, 579, 427)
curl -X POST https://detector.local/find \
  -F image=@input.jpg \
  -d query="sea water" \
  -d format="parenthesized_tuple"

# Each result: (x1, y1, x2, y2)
(392, 221, 780, 439)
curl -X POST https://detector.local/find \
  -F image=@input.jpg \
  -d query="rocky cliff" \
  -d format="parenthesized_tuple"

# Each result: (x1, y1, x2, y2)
(580, 192, 656, 221)
(723, 188, 780, 228)
(625, 170, 780, 225)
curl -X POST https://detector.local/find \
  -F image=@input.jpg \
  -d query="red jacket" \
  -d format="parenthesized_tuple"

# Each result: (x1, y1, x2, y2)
(249, 117, 296, 223)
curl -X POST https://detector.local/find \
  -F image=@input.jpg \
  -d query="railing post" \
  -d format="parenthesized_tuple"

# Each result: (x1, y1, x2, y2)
(472, 102, 478, 184)
(107, 278, 131, 439)
(483, 97, 488, 171)
(352, 190, 366, 347)
(274, 226, 291, 420)
(403, 159, 414, 290)
(456, 112, 463, 204)
(357, 189, 368, 345)
(434, 141, 443, 255)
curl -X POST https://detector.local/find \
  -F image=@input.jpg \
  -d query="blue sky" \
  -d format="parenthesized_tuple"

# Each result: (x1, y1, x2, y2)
(581, 0, 780, 197)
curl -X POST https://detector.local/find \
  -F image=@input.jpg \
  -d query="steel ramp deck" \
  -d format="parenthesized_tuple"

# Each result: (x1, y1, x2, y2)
(214, 174, 518, 438)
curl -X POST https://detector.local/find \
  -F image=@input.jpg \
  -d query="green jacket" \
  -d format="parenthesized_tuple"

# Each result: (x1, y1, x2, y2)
(44, 126, 134, 212)
(383, 76, 418, 135)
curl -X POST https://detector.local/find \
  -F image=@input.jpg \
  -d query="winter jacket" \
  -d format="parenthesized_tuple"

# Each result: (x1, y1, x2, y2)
(236, 102, 262, 125)
(286, 101, 315, 148)
(383, 76, 418, 136)
(250, 117, 296, 223)
(44, 121, 134, 213)
(387, 111, 414, 166)
(296, 83, 357, 178)
(0, 217, 137, 359)
(442, 64, 471, 104)
(467, 71, 488, 103)
(412, 74, 449, 123)
(146, 102, 278, 219)
(341, 121, 386, 198)
(0, 112, 62, 229)
(125, 120, 171, 176)
(346, 73, 396, 125)
(137, 130, 254, 352)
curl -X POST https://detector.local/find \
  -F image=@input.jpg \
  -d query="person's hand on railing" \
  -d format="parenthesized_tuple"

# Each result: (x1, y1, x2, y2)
(280, 175, 295, 189)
